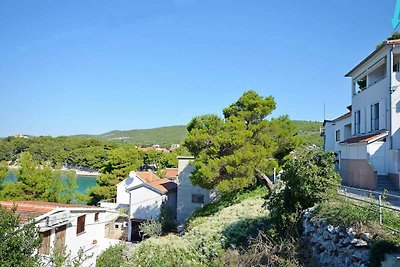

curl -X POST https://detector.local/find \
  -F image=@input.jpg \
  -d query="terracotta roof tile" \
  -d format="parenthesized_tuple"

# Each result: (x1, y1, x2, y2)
(0, 201, 96, 224)
(163, 168, 178, 179)
(147, 178, 177, 193)
(340, 132, 388, 144)
(136, 172, 161, 183)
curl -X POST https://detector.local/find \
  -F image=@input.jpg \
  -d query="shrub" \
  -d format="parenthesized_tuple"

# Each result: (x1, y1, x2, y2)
(267, 147, 340, 237)
(159, 204, 177, 233)
(139, 220, 162, 238)
(129, 235, 204, 267)
(96, 244, 127, 267)
(369, 238, 400, 267)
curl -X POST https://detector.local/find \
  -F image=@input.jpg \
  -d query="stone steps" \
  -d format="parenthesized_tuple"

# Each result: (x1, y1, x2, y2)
(376, 175, 397, 191)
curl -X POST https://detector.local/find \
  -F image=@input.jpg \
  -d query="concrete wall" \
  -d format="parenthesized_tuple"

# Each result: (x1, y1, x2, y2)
(340, 159, 377, 190)
(367, 141, 387, 175)
(129, 187, 164, 220)
(341, 143, 368, 160)
(116, 172, 143, 205)
(176, 157, 211, 224)
(324, 121, 335, 152)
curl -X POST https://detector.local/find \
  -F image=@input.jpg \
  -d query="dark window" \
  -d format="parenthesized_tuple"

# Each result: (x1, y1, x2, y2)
(94, 212, 99, 222)
(77, 215, 86, 235)
(335, 130, 340, 142)
(371, 103, 379, 131)
(38, 230, 51, 255)
(192, 194, 204, 204)
(354, 110, 361, 134)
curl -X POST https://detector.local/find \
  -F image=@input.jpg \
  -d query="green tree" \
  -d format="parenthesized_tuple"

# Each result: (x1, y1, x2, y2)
(96, 244, 127, 267)
(267, 147, 341, 237)
(0, 161, 8, 187)
(184, 90, 300, 193)
(0, 152, 77, 203)
(0, 206, 42, 267)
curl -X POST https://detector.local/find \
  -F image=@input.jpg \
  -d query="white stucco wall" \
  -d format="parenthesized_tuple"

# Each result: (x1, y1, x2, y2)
(324, 122, 335, 152)
(38, 209, 108, 267)
(367, 141, 387, 175)
(129, 187, 164, 220)
(176, 157, 211, 224)
(116, 172, 145, 205)
(341, 143, 368, 160)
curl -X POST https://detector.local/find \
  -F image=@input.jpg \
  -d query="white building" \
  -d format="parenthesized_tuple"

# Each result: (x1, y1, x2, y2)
(176, 156, 212, 224)
(114, 171, 177, 241)
(0, 200, 114, 267)
(323, 39, 400, 191)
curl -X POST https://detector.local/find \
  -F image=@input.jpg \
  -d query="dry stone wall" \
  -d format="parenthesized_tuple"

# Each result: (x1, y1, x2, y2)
(302, 207, 374, 267)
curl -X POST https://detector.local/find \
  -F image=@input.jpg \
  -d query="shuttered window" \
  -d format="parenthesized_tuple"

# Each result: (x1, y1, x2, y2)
(38, 230, 51, 255)
(94, 212, 99, 222)
(76, 215, 86, 235)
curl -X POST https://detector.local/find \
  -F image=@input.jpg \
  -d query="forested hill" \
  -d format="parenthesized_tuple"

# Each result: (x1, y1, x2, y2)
(75, 125, 188, 148)
(292, 120, 323, 147)
(75, 120, 323, 148)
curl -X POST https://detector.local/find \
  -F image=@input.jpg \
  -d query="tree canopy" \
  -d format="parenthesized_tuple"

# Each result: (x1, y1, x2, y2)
(184, 90, 301, 193)
(0, 206, 42, 267)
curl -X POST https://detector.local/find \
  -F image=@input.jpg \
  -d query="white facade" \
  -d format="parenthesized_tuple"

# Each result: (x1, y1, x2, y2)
(34, 207, 112, 267)
(176, 156, 212, 224)
(324, 40, 400, 189)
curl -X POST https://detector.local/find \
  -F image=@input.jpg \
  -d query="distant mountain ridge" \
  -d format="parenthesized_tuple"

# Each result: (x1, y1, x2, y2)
(74, 120, 323, 148)
(74, 125, 188, 148)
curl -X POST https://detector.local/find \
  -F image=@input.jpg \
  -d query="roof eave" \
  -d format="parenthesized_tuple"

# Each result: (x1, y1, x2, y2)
(345, 44, 389, 78)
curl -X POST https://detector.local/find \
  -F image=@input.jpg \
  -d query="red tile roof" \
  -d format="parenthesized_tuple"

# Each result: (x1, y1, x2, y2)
(147, 178, 177, 193)
(0, 201, 94, 224)
(136, 171, 161, 183)
(163, 168, 178, 179)
(340, 132, 388, 144)
(135, 172, 177, 193)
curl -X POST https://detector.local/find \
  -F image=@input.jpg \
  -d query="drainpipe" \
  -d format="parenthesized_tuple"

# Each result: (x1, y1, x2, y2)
(389, 46, 394, 150)
(127, 190, 132, 242)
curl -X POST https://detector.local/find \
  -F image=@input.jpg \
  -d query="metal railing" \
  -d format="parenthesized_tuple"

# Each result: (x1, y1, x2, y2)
(337, 184, 400, 233)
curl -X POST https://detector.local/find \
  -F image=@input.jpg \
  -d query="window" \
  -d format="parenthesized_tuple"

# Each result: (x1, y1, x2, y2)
(38, 230, 51, 255)
(192, 194, 204, 204)
(354, 76, 367, 94)
(371, 103, 379, 131)
(335, 130, 340, 142)
(354, 110, 361, 135)
(94, 212, 99, 222)
(76, 215, 86, 235)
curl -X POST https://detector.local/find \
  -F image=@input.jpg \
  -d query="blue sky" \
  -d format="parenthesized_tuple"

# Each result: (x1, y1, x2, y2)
(0, 0, 396, 136)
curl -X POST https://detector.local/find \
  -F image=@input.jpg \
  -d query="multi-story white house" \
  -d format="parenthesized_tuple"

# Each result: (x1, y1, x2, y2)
(324, 39, 400, 191)
(0, 200, 114, 267)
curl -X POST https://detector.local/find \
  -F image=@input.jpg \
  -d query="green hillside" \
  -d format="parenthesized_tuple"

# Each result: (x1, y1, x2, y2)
(292, 120, 323, 147)
(75, 120, 322, 148)
(76, 125, 188, 148)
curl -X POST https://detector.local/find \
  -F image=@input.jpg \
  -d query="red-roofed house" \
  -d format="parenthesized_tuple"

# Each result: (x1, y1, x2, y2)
(323, 39, 400, 191)
(0, 201, 114, 266)
(113, 171, 177, 241)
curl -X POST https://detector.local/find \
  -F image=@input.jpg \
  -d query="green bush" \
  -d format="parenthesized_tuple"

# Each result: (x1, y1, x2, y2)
(267, 147, 340, 237)
(96, 244, 126, 267)
(130, 189, 269, 266)
(159, 204, 177, 233)
(139, 220, 162, 238)
(129, 235, 204, 267)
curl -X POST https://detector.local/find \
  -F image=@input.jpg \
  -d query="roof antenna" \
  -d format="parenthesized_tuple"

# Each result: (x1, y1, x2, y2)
(323, 101, 326, 121)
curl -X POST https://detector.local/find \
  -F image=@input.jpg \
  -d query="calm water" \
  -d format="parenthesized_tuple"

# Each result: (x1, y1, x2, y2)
(4, 171, 98, 195)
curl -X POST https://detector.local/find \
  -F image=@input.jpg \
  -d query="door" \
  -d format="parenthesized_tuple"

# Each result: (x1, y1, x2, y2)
(55, 225, 66, 252)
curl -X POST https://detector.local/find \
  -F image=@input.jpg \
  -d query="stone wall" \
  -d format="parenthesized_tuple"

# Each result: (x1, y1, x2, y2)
(302, 207, 373, 267)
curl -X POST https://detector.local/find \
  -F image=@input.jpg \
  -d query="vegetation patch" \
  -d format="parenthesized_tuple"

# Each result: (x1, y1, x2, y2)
(130, 191, 268, 266)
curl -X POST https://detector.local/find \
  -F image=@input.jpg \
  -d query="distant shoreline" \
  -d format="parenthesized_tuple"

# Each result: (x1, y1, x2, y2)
(8, 165, 100, 177)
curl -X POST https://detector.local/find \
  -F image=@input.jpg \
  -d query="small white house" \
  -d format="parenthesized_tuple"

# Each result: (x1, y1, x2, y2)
(323, 38, 400, 191)
(0, 200, 114, 267)
(115, 171, 177, 241)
